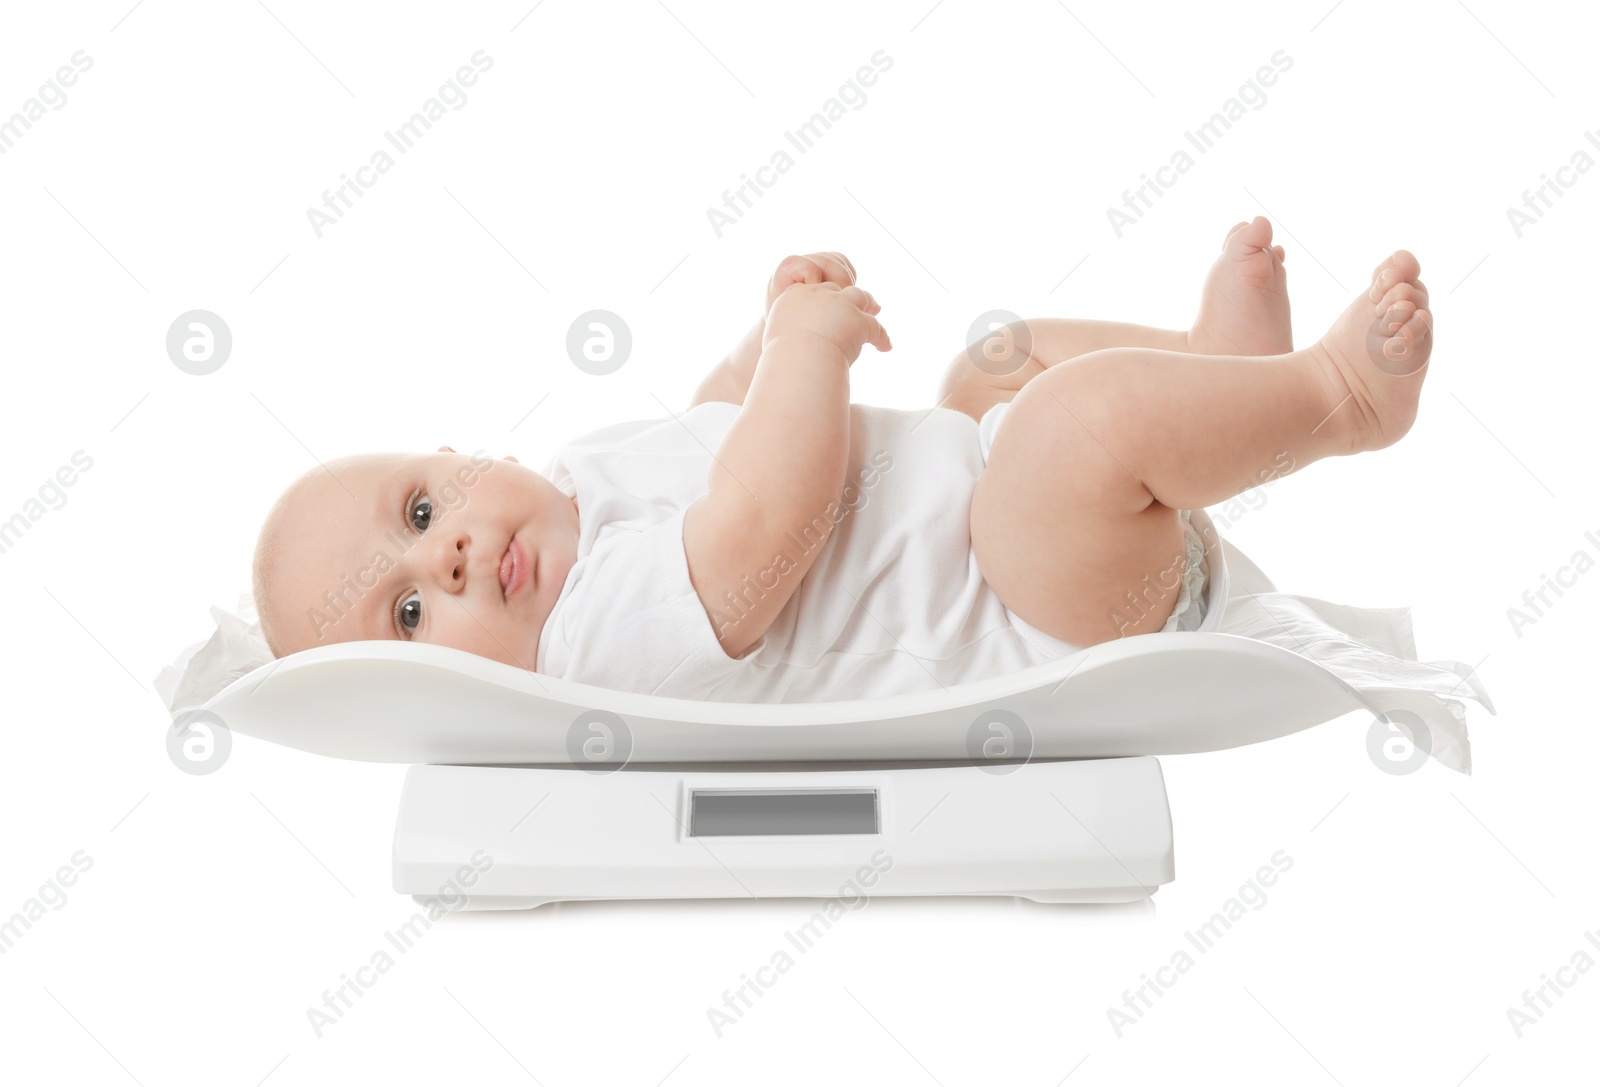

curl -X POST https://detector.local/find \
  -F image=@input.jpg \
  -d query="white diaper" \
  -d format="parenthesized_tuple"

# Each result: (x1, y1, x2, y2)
(974, 401, 1211, 641)
(1162, 509, 1210, 632)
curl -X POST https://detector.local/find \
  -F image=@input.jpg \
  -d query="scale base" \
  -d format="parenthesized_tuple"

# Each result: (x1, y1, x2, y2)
(411, 885, 1153, 912)
(393, 758, 1175, 911)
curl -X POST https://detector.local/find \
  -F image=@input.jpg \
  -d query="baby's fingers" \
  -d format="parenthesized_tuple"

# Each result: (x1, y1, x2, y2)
(769, 254, 824, 297)
(811, 251, 857, 287)
(839, 285, 882, 317)
(837, 286, 889, 350)
(860, 311, 892, 354)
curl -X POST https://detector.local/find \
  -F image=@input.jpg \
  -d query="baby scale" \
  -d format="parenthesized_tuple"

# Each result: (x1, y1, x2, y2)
(201, 531, 1430, 910)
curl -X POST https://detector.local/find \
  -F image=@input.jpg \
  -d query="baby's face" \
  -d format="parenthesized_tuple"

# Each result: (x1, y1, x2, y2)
(255, 449, 578, 669)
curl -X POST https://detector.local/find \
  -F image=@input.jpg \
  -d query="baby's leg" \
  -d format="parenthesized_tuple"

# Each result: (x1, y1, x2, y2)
(938, 218, 1291, 422)
(971, 251, 1431, 645)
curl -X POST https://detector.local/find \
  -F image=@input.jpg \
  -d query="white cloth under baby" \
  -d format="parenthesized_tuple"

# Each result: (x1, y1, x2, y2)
(536, 400, 1213, 703)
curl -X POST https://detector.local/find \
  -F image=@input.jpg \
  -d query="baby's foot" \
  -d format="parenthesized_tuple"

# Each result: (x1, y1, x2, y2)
(1188, 216, 1293, 356)
(1305, 250, 1433, 455)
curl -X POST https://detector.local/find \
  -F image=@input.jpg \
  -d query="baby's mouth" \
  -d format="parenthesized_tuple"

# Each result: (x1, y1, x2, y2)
(499, 537, 526, 600)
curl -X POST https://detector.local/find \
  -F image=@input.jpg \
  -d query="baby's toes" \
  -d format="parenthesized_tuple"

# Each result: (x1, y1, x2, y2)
(1382, 306, 1433, 371)
(1378, 281, 1423, 313)
(1397, 308, 1432, 356)
(1370, 262, 1415, 303)
(1233, 216, 1274, 253)
(1378, 298, 1417, 336)
(1368, 250, 1422, 300)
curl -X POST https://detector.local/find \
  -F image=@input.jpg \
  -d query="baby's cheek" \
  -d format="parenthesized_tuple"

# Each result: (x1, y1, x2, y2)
(440, 614, 530, 670)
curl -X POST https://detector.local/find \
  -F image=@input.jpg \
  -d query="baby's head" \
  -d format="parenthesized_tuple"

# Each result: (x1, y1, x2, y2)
(252, 447, 578, 669)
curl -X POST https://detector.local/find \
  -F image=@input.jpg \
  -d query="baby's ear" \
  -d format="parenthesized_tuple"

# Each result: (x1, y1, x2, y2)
(437, 445, 455, 453)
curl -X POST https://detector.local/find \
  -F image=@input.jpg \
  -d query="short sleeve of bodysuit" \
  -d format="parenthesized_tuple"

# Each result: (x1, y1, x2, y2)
(534, 401, 754, 698)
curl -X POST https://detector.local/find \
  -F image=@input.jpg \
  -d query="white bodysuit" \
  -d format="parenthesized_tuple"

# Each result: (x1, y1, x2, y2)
(532, 399, 1493, 772)
(533, 401, 1211, 701)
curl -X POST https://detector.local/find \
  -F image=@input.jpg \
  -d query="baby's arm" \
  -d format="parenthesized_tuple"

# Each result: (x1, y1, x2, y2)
(688, 254, 858, 410)
(688, 317, 765, 408)
(683, 280, 890, 660)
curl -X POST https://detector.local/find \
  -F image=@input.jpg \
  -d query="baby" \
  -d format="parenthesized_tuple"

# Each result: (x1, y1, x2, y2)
(250, 216, 1433, 701)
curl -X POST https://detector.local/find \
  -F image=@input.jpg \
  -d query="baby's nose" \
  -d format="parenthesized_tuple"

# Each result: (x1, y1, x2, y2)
(431, 530, 470, 591)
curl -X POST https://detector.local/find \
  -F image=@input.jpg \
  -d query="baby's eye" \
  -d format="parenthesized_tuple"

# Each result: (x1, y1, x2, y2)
(395, 591, 423, 637)
(409, 493, 433, 532)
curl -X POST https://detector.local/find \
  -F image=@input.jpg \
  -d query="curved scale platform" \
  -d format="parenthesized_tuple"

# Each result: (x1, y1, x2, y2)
(204, 628, 1373, 767)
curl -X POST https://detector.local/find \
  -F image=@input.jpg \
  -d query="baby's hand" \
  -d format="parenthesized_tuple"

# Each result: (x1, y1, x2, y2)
(766, 252, 858, 312)
(764, 281, 891, 366)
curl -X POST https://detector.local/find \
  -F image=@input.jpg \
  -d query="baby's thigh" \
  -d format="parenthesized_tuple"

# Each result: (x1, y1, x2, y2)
(970, 375, 1189, 645)
(934, 345, 1026, 424)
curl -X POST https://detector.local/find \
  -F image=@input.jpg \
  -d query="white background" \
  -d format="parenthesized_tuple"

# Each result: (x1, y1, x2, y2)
(1, 0, 1594, 1083)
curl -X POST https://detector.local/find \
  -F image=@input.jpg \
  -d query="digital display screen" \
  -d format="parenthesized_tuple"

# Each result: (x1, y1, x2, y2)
(689, 788, 879, 837)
